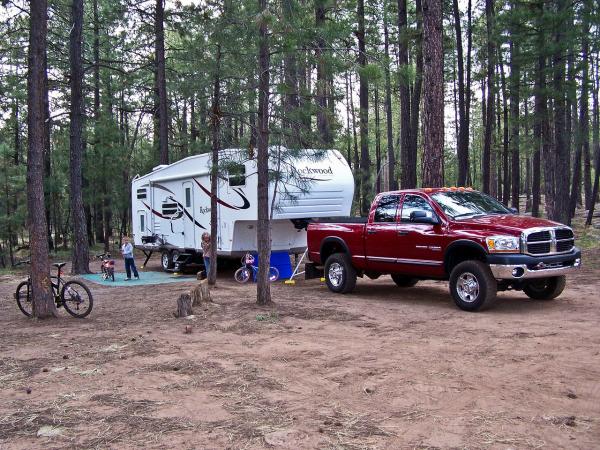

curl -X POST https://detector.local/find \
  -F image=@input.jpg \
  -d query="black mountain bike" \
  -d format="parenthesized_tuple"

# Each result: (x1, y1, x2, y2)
(14, 261, 94, 318)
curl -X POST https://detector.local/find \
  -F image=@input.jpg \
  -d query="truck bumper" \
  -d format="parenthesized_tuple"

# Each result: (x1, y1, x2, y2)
(487, 248, 581, 280)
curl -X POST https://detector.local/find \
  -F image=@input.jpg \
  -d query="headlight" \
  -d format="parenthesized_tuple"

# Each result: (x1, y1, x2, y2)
(486, 235, 520, 253)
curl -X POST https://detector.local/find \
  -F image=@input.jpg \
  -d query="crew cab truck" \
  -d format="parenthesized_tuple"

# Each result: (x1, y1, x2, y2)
(306, 188, 582, 311)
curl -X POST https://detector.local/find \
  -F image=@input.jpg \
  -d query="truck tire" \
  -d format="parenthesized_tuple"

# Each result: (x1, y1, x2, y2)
(523, 276, 566, 300)
(324, 253, 356, 294)
(391, 274, 418, 287)
(161, 251, 173, 271)
(449, 260, 497, 311)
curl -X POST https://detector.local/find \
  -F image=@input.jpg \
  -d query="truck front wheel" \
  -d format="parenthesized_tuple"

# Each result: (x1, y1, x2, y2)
(523, 276, 566, 300)
(325, 253, 357, 294)
(449, 260, 497, 311)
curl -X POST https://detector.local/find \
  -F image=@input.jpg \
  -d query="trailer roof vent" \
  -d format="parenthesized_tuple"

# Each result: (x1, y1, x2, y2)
(152, 164, 169, 171)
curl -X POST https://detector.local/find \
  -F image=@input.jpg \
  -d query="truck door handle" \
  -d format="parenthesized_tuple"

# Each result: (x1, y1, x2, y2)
(397, 231, 409, 236)
(367, 229, 377, 235)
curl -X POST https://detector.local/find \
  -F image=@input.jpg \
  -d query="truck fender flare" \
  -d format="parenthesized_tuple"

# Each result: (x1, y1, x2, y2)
(320, 236, 350, 262)
(443, 240, 487, 273)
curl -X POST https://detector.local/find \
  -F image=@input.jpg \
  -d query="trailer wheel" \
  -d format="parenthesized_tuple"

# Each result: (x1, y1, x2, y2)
(161, 251, 173, 271)
(324, 253, 356, 294)
(449, 260, 497, 311)
(523, 276, 566, 300)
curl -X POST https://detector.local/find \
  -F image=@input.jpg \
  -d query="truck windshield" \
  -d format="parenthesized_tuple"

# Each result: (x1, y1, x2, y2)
(431, 191, 511, 219)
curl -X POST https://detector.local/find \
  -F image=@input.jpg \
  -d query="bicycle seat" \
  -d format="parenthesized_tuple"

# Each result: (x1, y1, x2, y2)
(53, 262, 67, 269)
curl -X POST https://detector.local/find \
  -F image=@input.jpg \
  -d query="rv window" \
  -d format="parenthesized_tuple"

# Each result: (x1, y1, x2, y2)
(185, 187, 191, 208)
(140, 214, 145, 232)
(228, 164, 246, 187)
(162, 202, 178, 216)
(136, 189, 147, 199)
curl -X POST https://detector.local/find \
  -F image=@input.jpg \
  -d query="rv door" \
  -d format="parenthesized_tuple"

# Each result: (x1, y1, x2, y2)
(182, 181, 196, 249)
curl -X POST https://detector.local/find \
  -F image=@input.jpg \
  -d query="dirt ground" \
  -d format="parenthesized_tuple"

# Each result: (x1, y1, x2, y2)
(0, 251, 599, 450)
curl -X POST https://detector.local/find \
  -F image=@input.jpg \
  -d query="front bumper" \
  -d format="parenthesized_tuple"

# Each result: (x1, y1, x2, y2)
(487, 248, 581, 280)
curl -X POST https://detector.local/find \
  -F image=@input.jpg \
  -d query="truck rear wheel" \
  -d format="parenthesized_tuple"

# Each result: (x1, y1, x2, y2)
(449, 260, 497, 311)
(523, 276, 566, 300)
(391, 274, 418, 287)
(324, 253, 356, 294)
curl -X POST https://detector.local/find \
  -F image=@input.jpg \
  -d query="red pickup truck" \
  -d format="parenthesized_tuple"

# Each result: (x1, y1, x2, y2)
(306, 188, 581, 311)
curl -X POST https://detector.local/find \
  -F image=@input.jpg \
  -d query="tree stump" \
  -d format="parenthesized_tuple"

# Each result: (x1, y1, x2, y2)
(175, 293, 193, 317)
(191, 279, 212, 306)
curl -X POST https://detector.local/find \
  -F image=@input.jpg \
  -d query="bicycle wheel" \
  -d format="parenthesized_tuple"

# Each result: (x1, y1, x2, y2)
(61, 280, 93, 318)
(15, 281, 33, 317)
(269, 266, 280, 282)
(234, 267, 251, 283)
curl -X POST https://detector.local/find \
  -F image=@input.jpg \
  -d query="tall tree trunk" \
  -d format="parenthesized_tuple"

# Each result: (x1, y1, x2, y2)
(283, 0, 300, 148)
(421, 0, 444, 187)
(509, 8, 520, 210)
(383, 0, 396, 190)
(209, 44, 221, 287)
(27, 0, 57, 318)
(315, 1, 332, 146)
(465, 0, 472, 185)
(155, 0, 169, 165)
(348, 71, 360, 199)
(357, 0, 371, 213)
(482, 0, 494, 194)
(551, 0, 570, 224)
(398, 0, 413, 188)
(585, 53, 599, 226)
(344, 72, 352, 167)
(500, 63, 510, 205)
(452, 0, 468, 186)
(374, 87, 382, 193)
(256, 0, 271, 305)
(409, 0, 424, 184)
(181, 99, 188, 158)
(69, 0, 90, 274)
(581, 0, 592, 210)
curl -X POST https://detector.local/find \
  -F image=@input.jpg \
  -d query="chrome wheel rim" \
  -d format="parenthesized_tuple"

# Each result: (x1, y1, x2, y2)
(161, 253, 169, 269)
(328, 262, 344, 287)
(457, 272, 479, 303)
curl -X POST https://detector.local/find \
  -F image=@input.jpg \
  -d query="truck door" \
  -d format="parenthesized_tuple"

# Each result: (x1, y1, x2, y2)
(182, 181, 196, 249)
(365, 194, 401, 272)
(396, 194, 445, 276)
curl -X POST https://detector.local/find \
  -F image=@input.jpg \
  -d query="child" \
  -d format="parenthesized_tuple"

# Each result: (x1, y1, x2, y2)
(201, 232, 211, 277)
(121, 236, 139, 280)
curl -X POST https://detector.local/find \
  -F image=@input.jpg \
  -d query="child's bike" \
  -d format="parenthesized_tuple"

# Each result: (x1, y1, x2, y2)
(95, 252, 115, 281)
(14, 260, 94, 318)
(234, 254, 279, 283)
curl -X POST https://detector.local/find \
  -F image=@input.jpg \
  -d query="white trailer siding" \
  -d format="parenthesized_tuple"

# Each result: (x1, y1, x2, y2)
(131, 148, 353, 257)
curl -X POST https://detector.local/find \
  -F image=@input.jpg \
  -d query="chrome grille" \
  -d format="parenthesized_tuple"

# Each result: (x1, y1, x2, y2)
(524, 227, 575, 255)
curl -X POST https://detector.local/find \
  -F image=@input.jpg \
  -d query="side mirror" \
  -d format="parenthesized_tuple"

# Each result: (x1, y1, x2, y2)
(410, 210, 439, 225)
(509, 207, 518, 214)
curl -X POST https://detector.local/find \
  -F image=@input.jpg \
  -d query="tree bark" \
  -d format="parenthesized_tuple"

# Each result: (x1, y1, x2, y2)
(315, 1, 332, 146)
(409, 0, 424, 185)
(482, 0, 494, 194)
(551, 0, 570, 224)
(374, 87, 382, 193)
(256, 0, 272, 305)
(383, 0, 396, 190)
(452, 0, 468, 186)
(69, 0, 90, 274)
(500, 63, 509, 205)
(509, 7, 520, 210)
(357, 0, 371, 213)
(155, 0, 169, 165)
(398, 0, 414, 188)
(421, 0, 444, 187)
(27, 0, 57, 318)
(209, 44, 221, 287)
(283, 0, 301, 148)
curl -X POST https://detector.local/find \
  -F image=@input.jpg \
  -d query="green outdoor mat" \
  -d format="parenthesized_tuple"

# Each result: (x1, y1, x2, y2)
(80, 271, 196, 287)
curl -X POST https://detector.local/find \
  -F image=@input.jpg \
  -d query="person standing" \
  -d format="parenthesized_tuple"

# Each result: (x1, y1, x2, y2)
(201, 232, 211, 278)
(121, 236, 139, 280)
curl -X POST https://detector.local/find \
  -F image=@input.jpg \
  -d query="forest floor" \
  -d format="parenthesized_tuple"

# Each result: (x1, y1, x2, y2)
(0, 249, 599, 449)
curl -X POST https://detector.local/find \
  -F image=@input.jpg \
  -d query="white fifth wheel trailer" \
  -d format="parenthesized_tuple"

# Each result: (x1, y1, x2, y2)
(131, 147, 354, 271)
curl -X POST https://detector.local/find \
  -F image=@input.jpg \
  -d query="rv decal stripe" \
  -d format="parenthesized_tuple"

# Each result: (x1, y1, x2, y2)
(166, 196, 207, 230)
(142, 201, 167, 219)
(193, 179, 250, 211)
